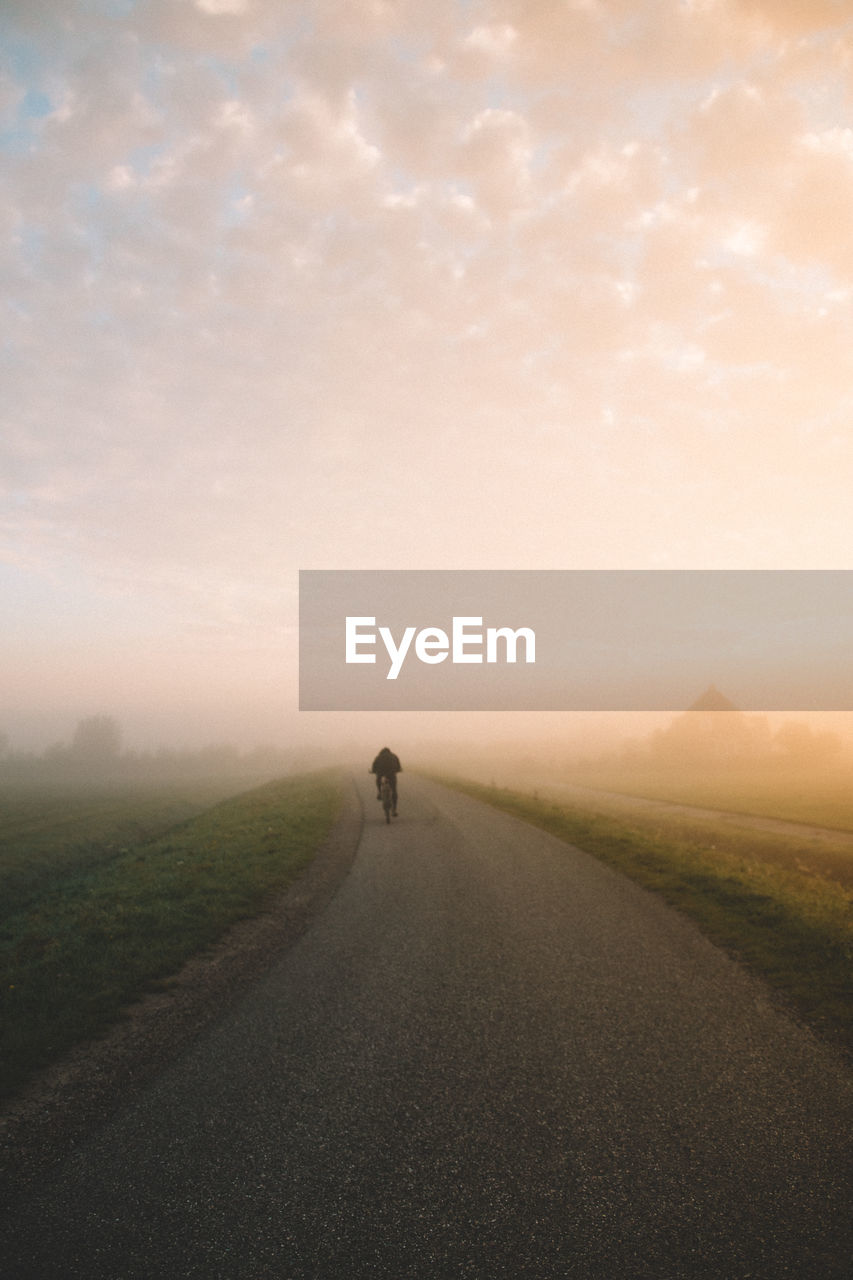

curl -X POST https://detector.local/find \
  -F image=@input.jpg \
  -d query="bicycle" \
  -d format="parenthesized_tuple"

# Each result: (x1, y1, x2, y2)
(379, 776, 394, 823)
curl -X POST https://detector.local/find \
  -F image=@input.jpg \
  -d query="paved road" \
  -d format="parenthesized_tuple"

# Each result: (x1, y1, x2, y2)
(2, 774, 852, 1278)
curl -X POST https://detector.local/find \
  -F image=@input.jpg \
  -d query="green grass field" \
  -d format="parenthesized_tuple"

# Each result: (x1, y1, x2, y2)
(0, 770, 345, 1099)
(0, 777, 254, 923)
(436, 775, 853, 1062)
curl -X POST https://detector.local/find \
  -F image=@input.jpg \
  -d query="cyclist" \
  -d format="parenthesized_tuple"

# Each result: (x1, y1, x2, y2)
(370, 746, 401, 816)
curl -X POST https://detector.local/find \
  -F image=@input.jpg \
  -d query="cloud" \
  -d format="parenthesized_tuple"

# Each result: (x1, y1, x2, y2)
(687, 79, 802, 182)
(462, 23, 519, 60)
(771, 134, 853, 277)
(461, 106, 533, 215)
(278, 86, 382, 193)
(195, 0, 252, 14)
(727, 0, 847, 36)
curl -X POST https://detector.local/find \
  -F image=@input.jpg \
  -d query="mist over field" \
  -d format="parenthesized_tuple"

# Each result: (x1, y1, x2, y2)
(5, 703, 853, 807)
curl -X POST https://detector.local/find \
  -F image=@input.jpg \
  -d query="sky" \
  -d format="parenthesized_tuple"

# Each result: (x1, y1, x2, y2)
(3, 0, 853, 753)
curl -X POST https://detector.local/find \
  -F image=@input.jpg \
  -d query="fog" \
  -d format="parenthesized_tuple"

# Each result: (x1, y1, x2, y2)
(0, 707, 655, 772)
(4, 705, 853, 795)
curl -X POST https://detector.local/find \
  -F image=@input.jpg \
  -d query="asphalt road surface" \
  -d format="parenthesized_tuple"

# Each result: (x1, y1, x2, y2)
(2, 773, 852, 1279)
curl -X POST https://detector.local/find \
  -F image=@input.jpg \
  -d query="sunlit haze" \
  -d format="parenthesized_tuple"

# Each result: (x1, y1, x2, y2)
(3, 1, 853, 757)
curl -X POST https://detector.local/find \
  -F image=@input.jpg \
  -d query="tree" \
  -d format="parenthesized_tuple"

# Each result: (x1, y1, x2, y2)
(774, 720, 841, 765)
(70, 716, 123, 764)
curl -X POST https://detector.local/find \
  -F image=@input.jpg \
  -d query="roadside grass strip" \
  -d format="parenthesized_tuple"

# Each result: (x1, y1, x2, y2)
(437, 777, 853, 1061)
(568, 763, 853, 834)
(0, 771, 344, 1098)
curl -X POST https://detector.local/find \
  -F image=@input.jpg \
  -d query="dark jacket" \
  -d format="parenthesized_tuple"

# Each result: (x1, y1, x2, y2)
(371, 748, 401, 778)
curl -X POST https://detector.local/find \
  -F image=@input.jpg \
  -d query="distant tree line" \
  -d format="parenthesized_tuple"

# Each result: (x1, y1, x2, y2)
(617, 707, 843, 769)
(0, 717, 299, 785)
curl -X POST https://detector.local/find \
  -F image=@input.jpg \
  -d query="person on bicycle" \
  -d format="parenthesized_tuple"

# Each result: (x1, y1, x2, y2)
(370, 746, 401, 815)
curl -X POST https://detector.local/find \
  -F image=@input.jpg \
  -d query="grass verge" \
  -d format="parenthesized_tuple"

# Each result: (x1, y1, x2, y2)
(568, 763, 853, 833)
(0, 770, 345, 1099)
(436, 775, 853, 1061)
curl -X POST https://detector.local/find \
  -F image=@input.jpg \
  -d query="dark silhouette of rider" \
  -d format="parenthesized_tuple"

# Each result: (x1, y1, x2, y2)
(370, 746, 401, 814)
